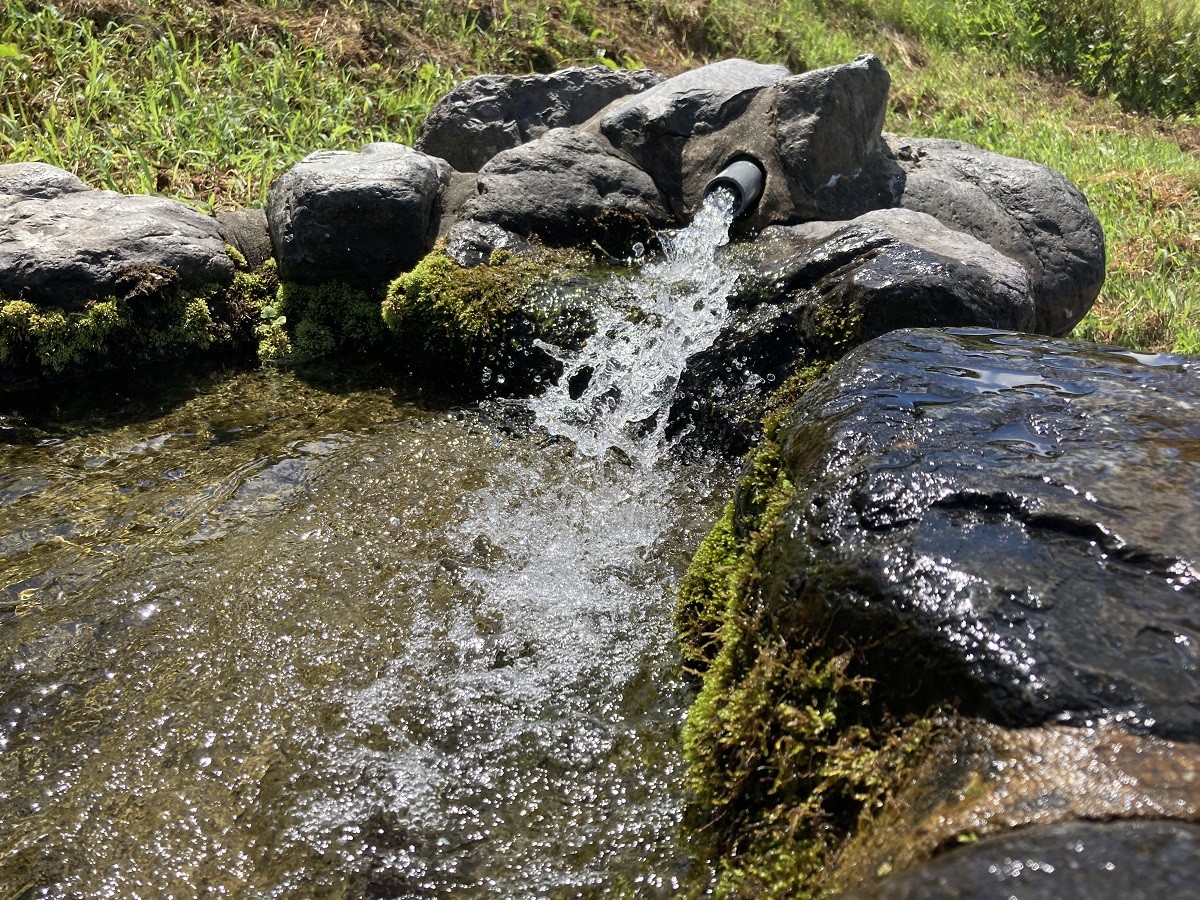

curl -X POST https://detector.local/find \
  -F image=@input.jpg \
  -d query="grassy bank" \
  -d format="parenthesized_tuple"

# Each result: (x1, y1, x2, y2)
(2, 1, 1197, 352)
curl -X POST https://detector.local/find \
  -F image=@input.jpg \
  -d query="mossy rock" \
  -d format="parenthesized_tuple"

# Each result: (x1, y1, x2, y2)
(0, 264, 214, 380)
(259, 278, 387, 364)
(0, 249, 285, 383)
(677, 378, 933, 898)
(382, 245, 594, 392)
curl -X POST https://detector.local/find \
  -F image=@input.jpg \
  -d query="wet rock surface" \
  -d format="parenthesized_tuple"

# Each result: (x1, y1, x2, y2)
(891, 135, 1106, 336)
(759, 328, 1200, 739)
(443, 221, 532, 268)
(853, 820, 1200, 899)
(266, 142, 451, 285)
(417, 66, 662, 172)
(671, 209, 1034, 454)
(0, 179, 234, 306)
(830, 719, 1200, 893)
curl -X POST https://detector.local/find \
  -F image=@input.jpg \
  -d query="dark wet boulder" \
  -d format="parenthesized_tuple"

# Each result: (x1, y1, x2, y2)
(266, 142, 452, 286)
(758, 327, 1200, 739)
(826, 717, 1200, 894)
(595, 58, 789, 219)
(0, 162, 89, 207)
(0, 183, 234, 306)
(216, 207, 273, 270)
(852, 820, 1200, 899)
(670, 209, 1033, 454)
(456, 128, 672, 249)
(890, 135, 1106, 336)
(417, 66, 662, 172)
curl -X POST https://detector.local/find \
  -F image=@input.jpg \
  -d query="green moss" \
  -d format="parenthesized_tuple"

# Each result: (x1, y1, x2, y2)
(382, 246, 587, 355)
(677, 503, 740, 676)
(806, 293, 866, 361)
(760, 361, 835, 439)
(0, 250, 296, 380)
(0, 272, 215, 378)
(264, 279, 386, 363)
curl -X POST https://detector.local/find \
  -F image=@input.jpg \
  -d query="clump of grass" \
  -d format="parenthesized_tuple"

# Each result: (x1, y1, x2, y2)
(859, 0, 1200, 117)
(0, 0, 454, 210)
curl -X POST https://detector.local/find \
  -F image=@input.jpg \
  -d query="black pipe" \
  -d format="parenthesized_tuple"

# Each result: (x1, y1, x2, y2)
(703, 158, 765, 218)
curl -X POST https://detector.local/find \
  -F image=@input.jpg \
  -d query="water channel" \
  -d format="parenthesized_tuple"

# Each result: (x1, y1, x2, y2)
(0, 195, 743, 896)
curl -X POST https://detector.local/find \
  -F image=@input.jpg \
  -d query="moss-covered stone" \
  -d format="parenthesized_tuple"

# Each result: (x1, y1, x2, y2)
(0, 248, 287, 382)
(262, 279, 386, 363)
(382, 244, 593, 390)
(0, 265, 214, 378)
(678, 379, 933, 898)
(385, 246, 586, 346)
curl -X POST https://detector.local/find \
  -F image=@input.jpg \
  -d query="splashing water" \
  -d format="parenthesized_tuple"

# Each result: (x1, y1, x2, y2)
(531, 188, 740, 467)
(299, 190, 744, 894)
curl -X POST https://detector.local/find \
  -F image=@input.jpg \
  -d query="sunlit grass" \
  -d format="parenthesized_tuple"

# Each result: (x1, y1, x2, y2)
(0, 0, 456, 209)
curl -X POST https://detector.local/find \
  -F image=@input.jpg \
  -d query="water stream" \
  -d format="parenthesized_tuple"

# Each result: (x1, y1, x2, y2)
(0, 192, 741, 897)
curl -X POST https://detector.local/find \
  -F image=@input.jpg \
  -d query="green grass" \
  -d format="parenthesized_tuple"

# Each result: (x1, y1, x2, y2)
(1, 0, 1197, 353)
(0, 0, 454, 208)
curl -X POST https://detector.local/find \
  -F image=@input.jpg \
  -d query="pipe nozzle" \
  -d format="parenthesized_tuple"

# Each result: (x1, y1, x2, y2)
(704, 158, 765, 218)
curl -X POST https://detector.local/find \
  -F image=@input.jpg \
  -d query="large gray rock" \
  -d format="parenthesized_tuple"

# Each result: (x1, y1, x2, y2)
(0, 162, 90, 208)
(891, 136, 1106, 336)
(758, 328, 1200, 739)
(457, 128, 672, 248)
(771, 54, 901, 223)
(0, 184, 234, 306)
(596, 58, 790, 217)
(267, 142, 451, 286)
(417, 66, 662, 172)
(594, 55, 902, 228)
(670, 209, 1034, 454)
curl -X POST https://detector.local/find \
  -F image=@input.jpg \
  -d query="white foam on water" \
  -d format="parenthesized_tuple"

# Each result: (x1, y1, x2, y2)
(297, 191, 741, 894)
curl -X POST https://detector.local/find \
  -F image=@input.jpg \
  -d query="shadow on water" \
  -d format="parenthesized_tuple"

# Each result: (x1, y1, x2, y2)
(0, 353, 480, 446)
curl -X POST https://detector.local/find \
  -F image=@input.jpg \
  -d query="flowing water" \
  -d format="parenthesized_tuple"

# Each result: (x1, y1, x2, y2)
(0, 192, 741, 898)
